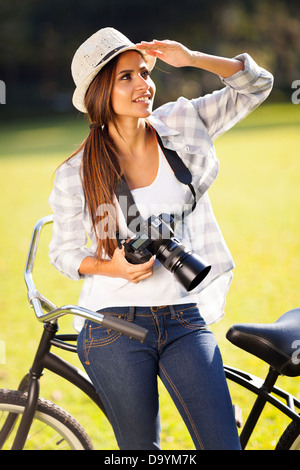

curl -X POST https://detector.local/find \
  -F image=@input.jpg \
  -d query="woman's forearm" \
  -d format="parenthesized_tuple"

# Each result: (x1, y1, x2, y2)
(78, 249, 155, 283)
(189, 51, 244, 78)
(136, 40, 245, 78)
(78, 256, 113, 276)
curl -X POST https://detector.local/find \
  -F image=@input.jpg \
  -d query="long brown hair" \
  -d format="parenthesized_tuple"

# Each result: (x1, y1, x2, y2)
(69, 55, 123, 259)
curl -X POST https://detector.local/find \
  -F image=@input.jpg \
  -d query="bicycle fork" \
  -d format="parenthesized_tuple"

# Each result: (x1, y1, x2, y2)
(2, 322, 58, 450)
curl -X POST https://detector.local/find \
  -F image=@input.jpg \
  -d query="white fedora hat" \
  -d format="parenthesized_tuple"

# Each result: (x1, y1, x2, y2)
(71, 27, 156, 113)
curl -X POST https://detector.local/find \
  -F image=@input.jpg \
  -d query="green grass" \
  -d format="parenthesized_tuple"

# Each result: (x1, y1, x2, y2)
(0, 103, 300, 450)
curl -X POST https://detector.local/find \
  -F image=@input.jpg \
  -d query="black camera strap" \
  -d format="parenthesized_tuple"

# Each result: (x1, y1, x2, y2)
(155, 133, 192, 185)
(114, 132, 196, 233)
(115, 175, 141, 229)
(155, 133, 196, 214)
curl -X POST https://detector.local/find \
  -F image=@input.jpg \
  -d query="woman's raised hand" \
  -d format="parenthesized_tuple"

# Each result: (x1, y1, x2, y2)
(136, 39, 194, 68)
(136, 40, 245, 77)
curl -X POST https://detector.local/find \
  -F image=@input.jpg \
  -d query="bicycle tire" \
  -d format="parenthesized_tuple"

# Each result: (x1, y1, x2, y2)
(275, 419, 300, 450)
(0, 389, 93, 450)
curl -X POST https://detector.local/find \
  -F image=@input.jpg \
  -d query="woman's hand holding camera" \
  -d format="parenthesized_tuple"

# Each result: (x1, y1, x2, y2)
(109, 246, 155, 283)
(79, 249, 155, 284)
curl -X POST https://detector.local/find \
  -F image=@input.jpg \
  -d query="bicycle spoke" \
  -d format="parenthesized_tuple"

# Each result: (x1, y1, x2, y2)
(37, 433, 66, 450)
(27, 424, 65, 449)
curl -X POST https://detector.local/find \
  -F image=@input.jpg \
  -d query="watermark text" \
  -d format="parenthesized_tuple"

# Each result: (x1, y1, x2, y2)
(291, 80, 300, 104)
(95, 198, 205, 244)
(292, 340, 300, 365)
(0, 80, 6, 104)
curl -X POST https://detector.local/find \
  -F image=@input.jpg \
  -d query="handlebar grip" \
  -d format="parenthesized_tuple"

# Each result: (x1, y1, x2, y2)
(101, 315, 148, 343)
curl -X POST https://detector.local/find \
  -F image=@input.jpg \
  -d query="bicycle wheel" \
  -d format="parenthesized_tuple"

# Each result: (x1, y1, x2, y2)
(275, 419, 300, 450)
(0, 389, 93, 450)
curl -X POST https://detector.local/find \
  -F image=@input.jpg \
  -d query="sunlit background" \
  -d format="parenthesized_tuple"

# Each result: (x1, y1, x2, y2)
(1, 0, 300, 450)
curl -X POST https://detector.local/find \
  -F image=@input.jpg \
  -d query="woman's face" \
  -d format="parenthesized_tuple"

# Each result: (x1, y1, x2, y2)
(110, 50, 156, 122)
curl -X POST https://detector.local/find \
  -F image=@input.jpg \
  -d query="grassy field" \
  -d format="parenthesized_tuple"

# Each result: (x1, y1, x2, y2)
(0, 102, 300, 450)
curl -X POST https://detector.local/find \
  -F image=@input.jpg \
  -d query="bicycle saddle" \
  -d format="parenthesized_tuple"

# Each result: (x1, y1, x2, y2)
(226, 308, 300, 377)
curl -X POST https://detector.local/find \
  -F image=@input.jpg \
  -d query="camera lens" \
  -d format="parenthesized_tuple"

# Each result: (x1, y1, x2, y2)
(156, 240, 211, 292)
(173, 252, 211, 291)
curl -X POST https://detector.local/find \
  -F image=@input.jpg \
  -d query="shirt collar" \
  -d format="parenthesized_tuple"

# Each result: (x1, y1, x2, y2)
(148, 113, 181, 137)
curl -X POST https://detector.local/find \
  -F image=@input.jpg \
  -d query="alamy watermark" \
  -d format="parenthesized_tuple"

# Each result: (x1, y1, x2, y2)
(0, 80, 6, 104)
(291, 80, 300, 104)
(95, 198, 205, 243)
(292, 340, 300, 365)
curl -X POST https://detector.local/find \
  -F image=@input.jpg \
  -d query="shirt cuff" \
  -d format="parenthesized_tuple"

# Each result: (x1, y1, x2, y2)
(49, 247, 94, 281)
(220, 53, 261, 90)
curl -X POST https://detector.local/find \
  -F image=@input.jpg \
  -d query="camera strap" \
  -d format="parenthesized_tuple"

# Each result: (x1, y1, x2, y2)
(115, 174, 141, 230)
(155, 133, 196, 214)
(114, 132, 197, 233)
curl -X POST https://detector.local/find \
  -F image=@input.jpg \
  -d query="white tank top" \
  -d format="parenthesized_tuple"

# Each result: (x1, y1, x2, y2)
(78, 145, 197, 313)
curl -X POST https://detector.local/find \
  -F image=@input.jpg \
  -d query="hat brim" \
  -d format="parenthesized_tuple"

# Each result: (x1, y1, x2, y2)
(72, 46, 156, 113)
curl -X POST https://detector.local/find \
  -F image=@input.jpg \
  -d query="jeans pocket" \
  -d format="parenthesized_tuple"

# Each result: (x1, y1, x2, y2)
(78, 318, 123, 365)
(175, 306, 208, 331)
(88, 319, 123, 345)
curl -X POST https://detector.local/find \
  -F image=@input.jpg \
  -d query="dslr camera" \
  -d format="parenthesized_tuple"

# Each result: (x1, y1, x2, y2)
(119, 213, 211, 292)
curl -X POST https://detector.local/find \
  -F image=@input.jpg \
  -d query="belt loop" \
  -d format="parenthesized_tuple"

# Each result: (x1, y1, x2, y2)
(169, 305, 177, 319)
(128, 306, 135, 322)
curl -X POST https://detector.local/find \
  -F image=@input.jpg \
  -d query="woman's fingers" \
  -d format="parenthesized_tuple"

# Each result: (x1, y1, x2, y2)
(130, 269, 154, 283)
(127, 256, 155, 282)
(112, 246, 155, 283)
(136, 39, 172, 48)
(136, 40, 193, 67)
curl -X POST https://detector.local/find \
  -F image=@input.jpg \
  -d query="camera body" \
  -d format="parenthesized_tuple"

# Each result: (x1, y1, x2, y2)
(120, 213, 174, 264)
(119, 213, 211, 292)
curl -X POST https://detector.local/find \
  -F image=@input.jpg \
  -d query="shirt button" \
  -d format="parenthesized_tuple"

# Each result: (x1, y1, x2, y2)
(185, 145, 190, 152)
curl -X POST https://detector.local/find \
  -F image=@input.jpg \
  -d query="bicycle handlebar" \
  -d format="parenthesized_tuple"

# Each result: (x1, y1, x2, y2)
(24, 216, 148, 343)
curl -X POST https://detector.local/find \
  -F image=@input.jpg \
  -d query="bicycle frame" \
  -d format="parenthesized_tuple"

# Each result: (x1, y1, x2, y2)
(5, 321, 106, 450)
(3, 215, 300, 450)
(3, 215, 147, 450)
(224, 365, 300, 449)
(9, 323, 300, 450)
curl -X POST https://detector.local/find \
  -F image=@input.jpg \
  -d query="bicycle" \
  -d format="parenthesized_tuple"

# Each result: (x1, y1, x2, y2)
(0, 215, 299, 450)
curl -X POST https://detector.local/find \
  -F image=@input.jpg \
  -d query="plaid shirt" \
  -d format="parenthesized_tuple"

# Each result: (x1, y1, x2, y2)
(49, 53, 273, 325)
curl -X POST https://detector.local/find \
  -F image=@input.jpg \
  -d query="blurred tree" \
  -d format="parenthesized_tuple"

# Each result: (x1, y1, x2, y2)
(0, 0, 299, 117)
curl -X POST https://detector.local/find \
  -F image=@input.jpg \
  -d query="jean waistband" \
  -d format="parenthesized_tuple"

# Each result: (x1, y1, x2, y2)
(97, 303, 197, 321)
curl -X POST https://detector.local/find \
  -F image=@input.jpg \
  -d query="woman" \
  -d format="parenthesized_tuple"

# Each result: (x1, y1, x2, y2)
(49, 27, 273, 450)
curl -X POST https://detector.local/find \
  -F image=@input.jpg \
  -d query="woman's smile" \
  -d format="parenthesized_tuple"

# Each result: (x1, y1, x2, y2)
(132, 94, 152, 105)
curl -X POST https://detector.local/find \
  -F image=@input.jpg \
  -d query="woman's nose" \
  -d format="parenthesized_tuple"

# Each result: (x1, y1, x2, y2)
(136, 74, 150, 89)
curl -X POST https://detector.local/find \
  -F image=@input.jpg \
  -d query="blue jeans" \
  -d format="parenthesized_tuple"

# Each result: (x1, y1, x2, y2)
(77, 304, 241, 450)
